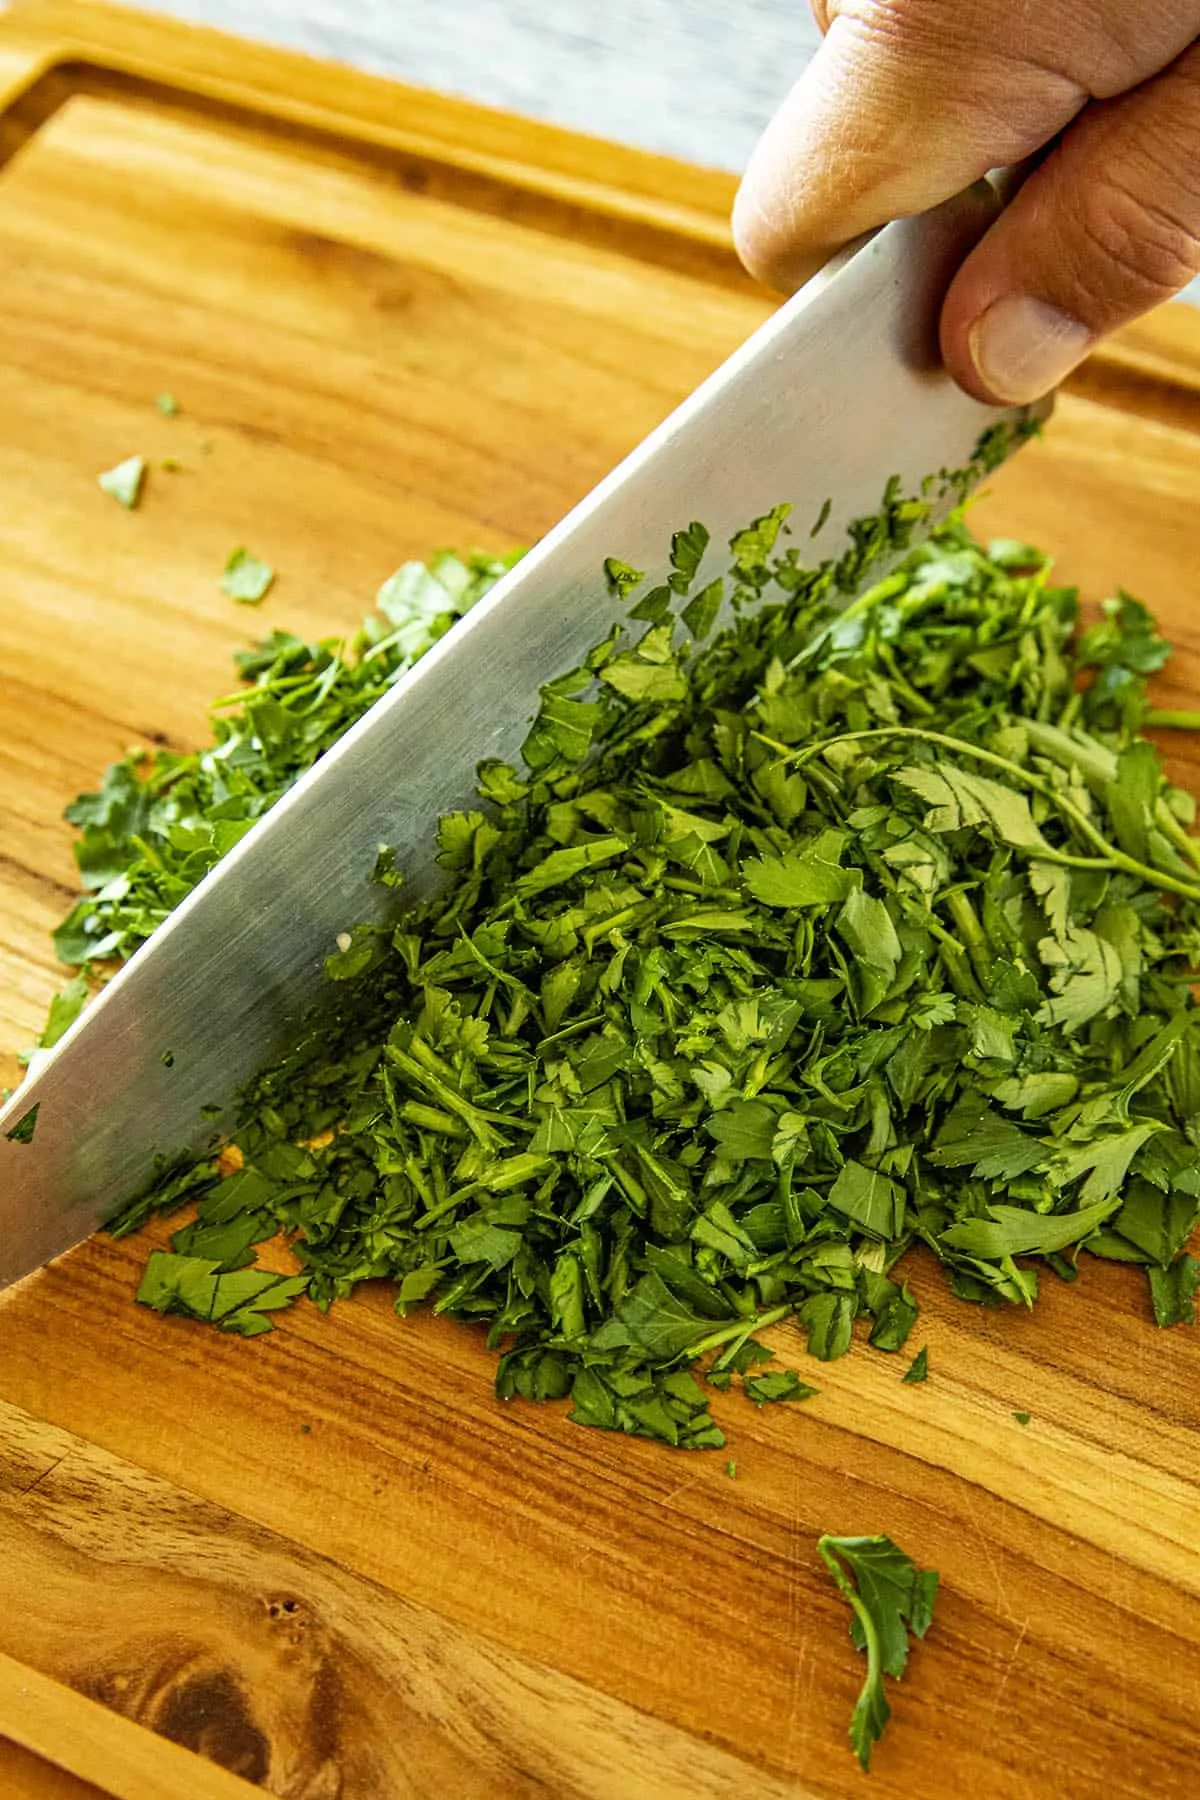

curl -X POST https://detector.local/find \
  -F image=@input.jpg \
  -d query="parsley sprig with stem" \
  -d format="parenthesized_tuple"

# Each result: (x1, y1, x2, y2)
(752, 724, 1200, 900)
(818, 1533, 939, 1770)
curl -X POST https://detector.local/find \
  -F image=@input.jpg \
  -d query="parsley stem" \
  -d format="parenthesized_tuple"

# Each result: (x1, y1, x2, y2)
(683, 1304, 792, 1361)
(921, 913, 984, 1000)
(1146, 710, 1200, 729)
(944, 889, 991, 989)
(762, 725, 1200, 903)
(1154, 806, 1200, 874)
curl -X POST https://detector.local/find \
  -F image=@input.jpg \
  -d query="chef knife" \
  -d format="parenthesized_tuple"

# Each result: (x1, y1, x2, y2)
(0, 185, 1046, 1289)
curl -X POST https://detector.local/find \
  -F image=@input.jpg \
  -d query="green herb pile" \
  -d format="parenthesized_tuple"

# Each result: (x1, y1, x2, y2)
(51, 549, 521, 972)
(108, 490, 1200, 1452)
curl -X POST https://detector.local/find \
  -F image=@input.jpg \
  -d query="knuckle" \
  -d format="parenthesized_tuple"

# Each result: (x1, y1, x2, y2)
(1074, 169, 1200, 306)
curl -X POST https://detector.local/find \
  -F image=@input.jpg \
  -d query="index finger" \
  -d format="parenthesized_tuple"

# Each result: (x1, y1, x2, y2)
(732, 10, 1084, 291)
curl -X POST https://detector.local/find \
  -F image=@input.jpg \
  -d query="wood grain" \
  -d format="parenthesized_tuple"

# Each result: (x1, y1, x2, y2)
(0, 5, 1197, 1798)
(0, 1651, 262, 1799)
(0, 1401, 798, 1799)
(3, 1740, 109, 1800)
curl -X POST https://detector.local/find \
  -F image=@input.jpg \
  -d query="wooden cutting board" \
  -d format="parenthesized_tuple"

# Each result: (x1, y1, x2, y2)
(0, 5, 1198, 1796)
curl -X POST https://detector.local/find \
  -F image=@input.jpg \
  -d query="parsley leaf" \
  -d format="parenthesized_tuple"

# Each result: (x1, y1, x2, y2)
(744, 1369, 818, 1405)
(1148, 1255, 1199, 1328)
(135, 1250, 308, 1335)
(818, 1533, 939, 1771)
(98, 456, 146, 509)
(221, 549, 276, 604)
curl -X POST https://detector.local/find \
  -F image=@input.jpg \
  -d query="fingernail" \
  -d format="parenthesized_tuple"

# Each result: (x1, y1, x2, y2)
(968, 296, 1093, 404)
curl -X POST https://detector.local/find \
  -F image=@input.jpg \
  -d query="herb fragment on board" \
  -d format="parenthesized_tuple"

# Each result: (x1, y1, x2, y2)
(5, 1103, 39, 1145)
(902, 1348, 929, 1385)
(1148, 1255, 1199, 1328)
(136, 1250, 308, 1336)
(222, 548, 276, 604)
(818, 1533, 939, 1771)
(1013, 1411, 1031, 1426)
(98, 456, 146, 509)
(744, 1370, 819, 1406)
(155, 393, 180, 417)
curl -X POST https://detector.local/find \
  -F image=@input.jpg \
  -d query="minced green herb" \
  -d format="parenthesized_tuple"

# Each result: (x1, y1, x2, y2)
(52, 549, 521, 967)
(221, 548, 276, 605)
(5, 1102, 39, 1145)
(744, 1369, 819, 1406)
(98, 456, 146, 510)
(901, 1346, 928, 1384)
(102, 488, 1200, 1452)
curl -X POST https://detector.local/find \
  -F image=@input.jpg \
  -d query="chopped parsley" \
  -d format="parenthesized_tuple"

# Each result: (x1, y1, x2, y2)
(97, 482, 1200, 1417)
(221, 548, 276, 605)
(98, 456, 146, 509)
(5, 1103, 39, 1145)
(53, 550, 520, 966)
(744, 1370, 819, 1406)
(44, 443, 1200, 1427)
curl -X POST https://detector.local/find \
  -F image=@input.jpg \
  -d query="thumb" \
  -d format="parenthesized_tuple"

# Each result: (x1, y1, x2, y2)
(942, 48, 1200, 404)
(732, 9, 1084, 290)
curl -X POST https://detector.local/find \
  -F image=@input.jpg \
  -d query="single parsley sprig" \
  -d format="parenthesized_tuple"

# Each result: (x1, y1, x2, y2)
(818, 1533, 939, 1770)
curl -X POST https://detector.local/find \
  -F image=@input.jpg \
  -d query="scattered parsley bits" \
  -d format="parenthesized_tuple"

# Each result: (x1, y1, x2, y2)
(1013, 1411, 1032, 1425)
(53, 550, 520, 967)
(221, 548, 276, 605)
(98, 455, 146, 509)
(135, 1249, 308, 1336)
(155, 393, 180, 416)
(818, 1533, 938, 1770)
(725, 1459, 737, 1479)
(744, 1369, 819, 1406)
(5, 1102, 39, 1144)
(902, 1347, 929, 1385)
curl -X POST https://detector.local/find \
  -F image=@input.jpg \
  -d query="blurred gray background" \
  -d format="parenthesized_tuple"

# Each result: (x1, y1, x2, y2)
(125, 0, 821, 171)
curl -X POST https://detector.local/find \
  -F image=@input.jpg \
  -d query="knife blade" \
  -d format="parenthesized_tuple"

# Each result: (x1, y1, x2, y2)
(0, 187, 1043, 1289)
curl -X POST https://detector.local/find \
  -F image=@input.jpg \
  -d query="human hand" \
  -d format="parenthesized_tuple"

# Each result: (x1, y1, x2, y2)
(733, 2, 1200, 402)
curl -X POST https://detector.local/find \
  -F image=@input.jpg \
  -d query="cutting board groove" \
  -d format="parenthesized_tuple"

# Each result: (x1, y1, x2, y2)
(0, 4, 1197, 1797)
